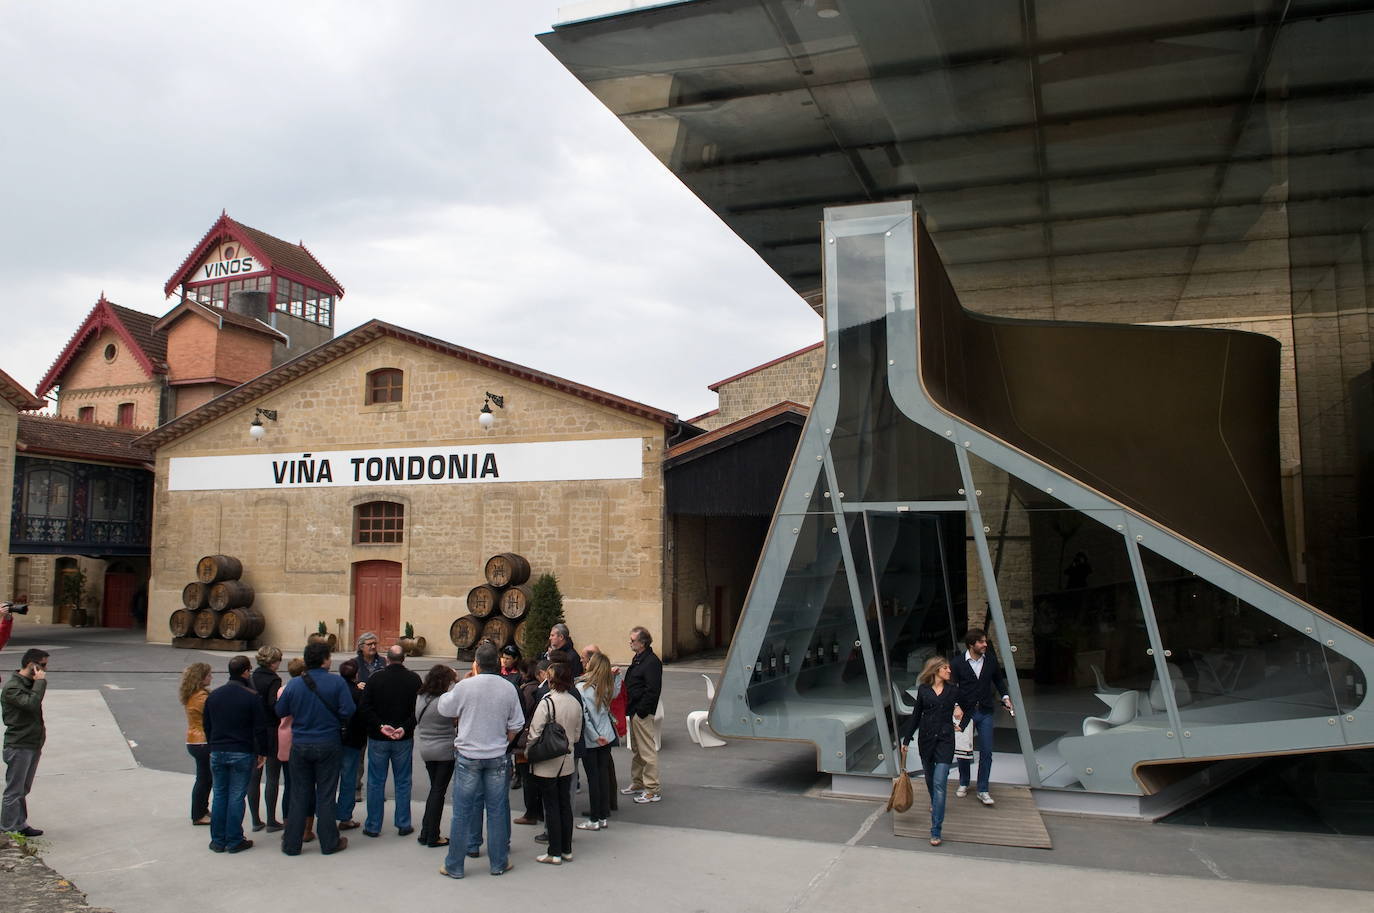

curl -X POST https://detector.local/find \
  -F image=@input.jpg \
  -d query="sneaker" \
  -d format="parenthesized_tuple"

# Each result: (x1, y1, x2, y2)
(535, 853, 562, 865)
(633, 791, 661, 804)
(977, 792, 995, 806)
(562, 851, 574, 862)
(575, 819, 602, 831)
(618, 785, 643, 795)
(598, 819, 609, 829)
(955, 786, 968, 798)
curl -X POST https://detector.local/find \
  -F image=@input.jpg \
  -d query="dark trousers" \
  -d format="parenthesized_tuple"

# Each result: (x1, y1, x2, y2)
(532, 773, 573, 857)
(582, 745, 612, 821)
(521, 762, 543, 820)
(283, 741, 342, 854)
(249, 753, 282, 825)
(421, 759, 455, 845)
(187, 743, 211, 821)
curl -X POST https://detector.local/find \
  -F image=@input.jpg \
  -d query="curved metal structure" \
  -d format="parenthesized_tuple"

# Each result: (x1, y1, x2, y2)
(711, 200, 1374, 796)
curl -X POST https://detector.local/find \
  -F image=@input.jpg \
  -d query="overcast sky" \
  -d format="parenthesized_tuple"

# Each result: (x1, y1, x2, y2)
(0, 1, 819, 421)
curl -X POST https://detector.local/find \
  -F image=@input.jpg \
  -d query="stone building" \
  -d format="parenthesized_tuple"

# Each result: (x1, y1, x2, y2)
(137, 320, 682, 656)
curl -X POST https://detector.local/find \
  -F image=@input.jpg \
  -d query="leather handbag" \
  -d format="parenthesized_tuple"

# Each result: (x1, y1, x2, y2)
(525, 694, 570, 763)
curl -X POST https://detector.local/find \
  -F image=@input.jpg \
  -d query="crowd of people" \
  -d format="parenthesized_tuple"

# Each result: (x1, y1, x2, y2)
(169, 622, 664, 873)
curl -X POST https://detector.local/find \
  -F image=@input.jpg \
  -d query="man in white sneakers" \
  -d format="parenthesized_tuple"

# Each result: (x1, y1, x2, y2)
(622, 627, 662, 804)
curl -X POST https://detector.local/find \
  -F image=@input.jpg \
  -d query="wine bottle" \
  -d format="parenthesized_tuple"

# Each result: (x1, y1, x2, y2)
(782, 645, 792, 675)
(830, 635, 840, 663)
(752, 652, 763, 684)
(768, 643, 778, 678)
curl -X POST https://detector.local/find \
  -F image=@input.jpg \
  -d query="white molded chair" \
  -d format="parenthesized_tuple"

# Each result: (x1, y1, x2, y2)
(891, 680, 914, 715)
(687, 673, 726, 747)
(1149, 663, 1193, 712)
(1082, 688, 1138, 735)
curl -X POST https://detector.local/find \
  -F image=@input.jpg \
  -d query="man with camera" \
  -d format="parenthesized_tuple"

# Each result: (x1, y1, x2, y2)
(0, 601, 28, 653)
(2, 647, 49, 837)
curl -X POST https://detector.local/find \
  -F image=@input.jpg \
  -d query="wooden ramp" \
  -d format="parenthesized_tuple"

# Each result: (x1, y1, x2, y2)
(893, 785, 1052, 849)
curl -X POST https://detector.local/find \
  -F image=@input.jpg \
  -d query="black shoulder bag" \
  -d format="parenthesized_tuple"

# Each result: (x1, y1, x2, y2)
(525, 694, 569, 763)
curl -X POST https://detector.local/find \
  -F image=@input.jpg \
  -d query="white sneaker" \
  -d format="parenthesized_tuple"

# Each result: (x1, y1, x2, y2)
(955, 786, 968, 798)
(977, 792, 995, 806)
(575, 819, 602, 831)
(633, 791, 661, 804)
(619, 786, 642, 796)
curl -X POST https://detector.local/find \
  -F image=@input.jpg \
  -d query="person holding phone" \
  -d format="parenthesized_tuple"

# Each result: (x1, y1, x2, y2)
(2, 648, 49, 837)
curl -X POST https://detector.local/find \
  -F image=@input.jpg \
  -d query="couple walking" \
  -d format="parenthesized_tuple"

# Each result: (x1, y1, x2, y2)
(898, 628, 1012, 846)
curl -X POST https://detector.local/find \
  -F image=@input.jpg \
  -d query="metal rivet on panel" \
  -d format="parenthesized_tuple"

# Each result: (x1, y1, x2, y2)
(963, 441, 971, 447)
(1010, 645, 1018, 653)
(1146, 648, 1154, 656)
(831, 527, 838, 533)
(1183, 731, 1191, 738)
(827, 237, 835, 244)
(1305, 626, 1313, 633)
(1085, 767, 1093, 774)
(1163, 650, 1172, 657)
(1347, 715, 1355, 722)
(1116, 525, 1124, 530)
(824, 491, 831, 498)
(1166, 731, 1175, 738)
(983, 526, 991, 533)
(1136, 535, 1144, 541)
(877, 753, 885, 760)
(836, 751, 844, 757)
(975, 490, 982, 496)
(756, 717, 763, 724)
(745, 664, 752, 670)
(741, 717, 747, 724)
(945, 430, 953, 436)
(958, 489, 966, 495)
(1329, 718, 1337, 725)
(1327, 640, 1335, 646)
(1046, 488, 1053, 494)
(888, 360, 895, 366)
(831, 363, 837, 369)
(792, 528, 799, 534)
(884, 231, 891, 237)
(824, 429, 831, 435)
(839, 492, 845, 498)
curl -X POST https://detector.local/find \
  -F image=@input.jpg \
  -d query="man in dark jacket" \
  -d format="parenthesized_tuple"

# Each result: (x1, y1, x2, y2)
(276, 642, 354, 856)
(358, 645, 421, 837)
(2, 648, 48, 837)
(950, 628, 1013, 806)
(203, 655, 270, 853)
(623, 626, 662, 804)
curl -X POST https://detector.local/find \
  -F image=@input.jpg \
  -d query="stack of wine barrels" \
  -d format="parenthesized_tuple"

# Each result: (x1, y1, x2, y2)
(450, 553, 531, 656)
(169, 555, 264, 643)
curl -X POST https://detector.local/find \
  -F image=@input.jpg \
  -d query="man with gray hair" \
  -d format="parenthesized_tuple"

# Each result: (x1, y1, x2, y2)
(542, 623, 584, 677)
(436, 642, 524, 879)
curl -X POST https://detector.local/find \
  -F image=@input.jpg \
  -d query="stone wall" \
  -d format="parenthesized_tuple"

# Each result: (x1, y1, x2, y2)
(148, 335, 670, 663)
(698, 343, 823, 430)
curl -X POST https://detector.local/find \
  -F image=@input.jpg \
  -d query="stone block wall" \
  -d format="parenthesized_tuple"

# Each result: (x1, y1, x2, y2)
(699, 343, 823, 430)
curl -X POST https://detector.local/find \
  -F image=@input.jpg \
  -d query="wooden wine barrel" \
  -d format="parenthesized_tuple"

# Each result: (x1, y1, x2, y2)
(499, 585, 532, 620)
(218, 607, 265, 641)
(182, 581, 210, 610)
(196, 554, 243, 584)
(481, 616, 515, 648)
(450, 615, 481, 649)
(209, 580, 255, 611)
(514, 621, 527, 653)
(169, 608, 194, 638)
(192, 608, 221, 639)
(483, 553, 530, 588)
(466, 584, 500, 618)
(414, 635, 427, 655)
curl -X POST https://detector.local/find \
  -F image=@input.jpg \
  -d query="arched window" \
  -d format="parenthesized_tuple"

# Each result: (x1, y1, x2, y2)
(354, 501, 404, 544)
(366, 368, 404, 405)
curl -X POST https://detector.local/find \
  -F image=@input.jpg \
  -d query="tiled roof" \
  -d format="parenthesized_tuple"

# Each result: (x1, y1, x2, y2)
(0, 369, 44, 411)
(666, 400, 809, 462)
(35, 297, 166, 398)
(138, 320, 681, 449)
(164, 213, 344, 297)
(17, 413, 155, 465)
(154, 300, 288, 341)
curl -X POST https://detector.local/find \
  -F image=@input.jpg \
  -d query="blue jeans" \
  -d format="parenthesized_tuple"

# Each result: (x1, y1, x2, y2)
(922, 759, 951, 839)
(443, 754, 510, 877)
(365, 738, 414, 833)
(956, 709, 995, 793)
(209, 751, 254, 849)
(336, 745, 361, 822)
(284, 741, 342, 854)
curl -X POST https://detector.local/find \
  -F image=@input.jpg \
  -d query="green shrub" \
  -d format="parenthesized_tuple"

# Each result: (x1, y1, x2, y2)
(521, 573, 564, 658)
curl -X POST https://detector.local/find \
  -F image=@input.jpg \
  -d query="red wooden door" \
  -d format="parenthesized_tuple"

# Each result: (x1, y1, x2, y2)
(352, 560, 402, 647)
(103, 571, 138, 628)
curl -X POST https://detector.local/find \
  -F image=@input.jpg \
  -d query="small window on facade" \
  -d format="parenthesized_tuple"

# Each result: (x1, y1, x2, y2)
(78, 406, 94, 422)
(355, 501, 404, 544)
(103, 343, 117, 362)
(117, 403, 135, 427)
(366, 368, 404, 405)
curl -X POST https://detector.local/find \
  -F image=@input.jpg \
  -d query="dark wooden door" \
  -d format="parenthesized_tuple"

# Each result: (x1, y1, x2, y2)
(353, 560, 402, 647)
(103, 571, 138, 628)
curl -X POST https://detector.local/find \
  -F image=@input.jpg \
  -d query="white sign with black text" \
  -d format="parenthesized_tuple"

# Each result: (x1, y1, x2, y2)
(167, 438, 644, 491)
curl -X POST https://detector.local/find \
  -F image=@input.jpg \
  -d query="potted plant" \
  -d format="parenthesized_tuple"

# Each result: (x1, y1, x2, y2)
(61, 568, 89, 627)
(399, 621, 416, 656)
(308, 620, 331, 646)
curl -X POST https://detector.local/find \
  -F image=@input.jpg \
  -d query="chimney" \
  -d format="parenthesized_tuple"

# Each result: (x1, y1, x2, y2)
(228, 290, 270, 323)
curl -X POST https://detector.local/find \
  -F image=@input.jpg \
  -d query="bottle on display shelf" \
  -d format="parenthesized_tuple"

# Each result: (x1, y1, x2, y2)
(782, 645, 791, 675)
(768, 643, 778, 678)
(830, 635, 840, 663)
(752, 653, 763, 684)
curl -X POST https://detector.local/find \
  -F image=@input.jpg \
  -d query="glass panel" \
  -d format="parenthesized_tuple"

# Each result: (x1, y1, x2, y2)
(861, 510, 965, 713)
(1139, 546, 1341, 725)
(830, 229, 964, 504)
(748, 510, 886, 774)
(970, 454, 1172, 789)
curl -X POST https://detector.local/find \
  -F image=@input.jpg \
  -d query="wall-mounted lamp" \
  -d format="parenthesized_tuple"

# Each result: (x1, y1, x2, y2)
(478, 392, 504, 430)
(248, 408, 278, 440)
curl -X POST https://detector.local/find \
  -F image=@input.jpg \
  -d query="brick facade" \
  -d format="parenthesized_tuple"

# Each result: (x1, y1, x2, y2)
(55, 328, 164, 429)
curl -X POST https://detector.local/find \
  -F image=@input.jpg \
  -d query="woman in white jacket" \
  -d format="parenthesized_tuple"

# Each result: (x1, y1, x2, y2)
(575, 652, 623, 832)
(528, 661, 583, 865)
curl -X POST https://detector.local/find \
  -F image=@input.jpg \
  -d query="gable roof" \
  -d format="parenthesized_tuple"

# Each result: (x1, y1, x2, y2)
(707, 341, 822, 391)
(35, 297, 167, 398)
(0, 369, 44, 411)
(164, 212, 345, 297)
(666, 400, 809, 463)
(17, 413, 155, 466)
(154, 299, 289, 342)
(137, 320, 680, 448)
